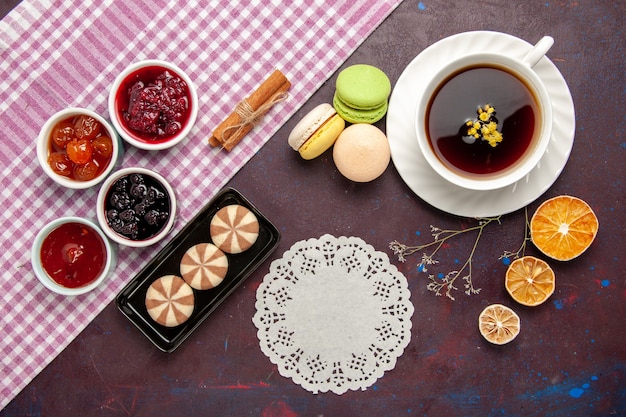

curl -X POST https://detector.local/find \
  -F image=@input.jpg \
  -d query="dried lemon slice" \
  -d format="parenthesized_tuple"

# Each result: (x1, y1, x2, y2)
(478, 304, 520, 345)
(530, 195, 599, 261)
(505, 256, 555, 307)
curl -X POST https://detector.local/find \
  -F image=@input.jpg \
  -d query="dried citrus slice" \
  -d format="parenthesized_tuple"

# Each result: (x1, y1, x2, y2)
(478, 304, 520, 345)
(530, 195, 599, 261)
(505, 256, 555, 306)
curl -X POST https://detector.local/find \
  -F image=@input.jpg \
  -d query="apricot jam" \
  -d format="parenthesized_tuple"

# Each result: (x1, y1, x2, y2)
(47, 114, 114, 181)
(40, 222, 107, 288)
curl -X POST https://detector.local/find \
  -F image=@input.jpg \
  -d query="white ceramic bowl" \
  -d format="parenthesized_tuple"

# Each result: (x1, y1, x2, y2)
(31, 217, 117, 295)
(415, 52, 553, 191)
(108, 59, 198, 150)
(37, 108, 122, 189)
(96, 167, 177, 247)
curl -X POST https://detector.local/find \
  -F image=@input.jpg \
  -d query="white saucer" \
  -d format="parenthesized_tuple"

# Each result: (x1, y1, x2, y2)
(386, 31, 575, 217)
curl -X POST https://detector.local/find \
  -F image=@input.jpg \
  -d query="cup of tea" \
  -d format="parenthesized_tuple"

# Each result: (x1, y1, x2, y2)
(415, 36, 554, 191)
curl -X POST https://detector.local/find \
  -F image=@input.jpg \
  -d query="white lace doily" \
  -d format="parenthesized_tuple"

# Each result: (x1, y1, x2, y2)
(253, 234, 414, 394)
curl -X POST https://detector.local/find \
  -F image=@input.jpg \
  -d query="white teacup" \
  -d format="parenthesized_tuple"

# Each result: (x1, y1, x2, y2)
(415, 36, 554, 191)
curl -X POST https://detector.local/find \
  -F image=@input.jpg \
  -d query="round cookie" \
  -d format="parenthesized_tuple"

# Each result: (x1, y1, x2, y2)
(145, 275, 194, 327)
(180, 243, 228, 290)
(333, 124, 391, 182)
(210, 204, 260, 254)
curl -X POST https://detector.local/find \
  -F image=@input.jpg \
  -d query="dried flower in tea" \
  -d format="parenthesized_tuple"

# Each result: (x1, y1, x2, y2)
(464, 104, 503, 147)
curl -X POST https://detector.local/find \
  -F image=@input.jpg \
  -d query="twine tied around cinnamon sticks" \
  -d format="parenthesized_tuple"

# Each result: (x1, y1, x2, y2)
(209, 69, 291, 151)
(220, 90, 288, 145)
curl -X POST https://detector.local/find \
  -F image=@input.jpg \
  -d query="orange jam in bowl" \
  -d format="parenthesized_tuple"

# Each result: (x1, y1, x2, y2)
(37, 108, 121, 190)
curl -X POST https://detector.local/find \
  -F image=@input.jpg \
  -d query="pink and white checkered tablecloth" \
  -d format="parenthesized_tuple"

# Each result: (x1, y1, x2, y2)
(0, 0, 401, 408)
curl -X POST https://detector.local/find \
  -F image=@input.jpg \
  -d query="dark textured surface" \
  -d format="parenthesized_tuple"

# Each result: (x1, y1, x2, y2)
(2, 0, 625, 416)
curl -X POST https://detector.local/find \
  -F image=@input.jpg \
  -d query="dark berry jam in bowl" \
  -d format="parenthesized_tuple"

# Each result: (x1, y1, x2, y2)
(37, 108, 122, 189)
(108, 60, 198, 150)
(96, 167, 177, 247)
(415, 49, 554, 191)
(31, 217, 117, 296)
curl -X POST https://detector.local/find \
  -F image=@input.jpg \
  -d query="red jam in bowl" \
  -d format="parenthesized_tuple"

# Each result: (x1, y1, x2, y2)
(47, 115, 114, 181)
(40, 222, 107, 288)
(115, 66, 191, 144)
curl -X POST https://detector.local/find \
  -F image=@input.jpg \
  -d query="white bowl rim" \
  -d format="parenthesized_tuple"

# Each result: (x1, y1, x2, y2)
(96, 166, 177, 247)
(415, 51, 554, 191)
(31, 216, 115, 295)
(37, 107, 121, 189)
(107, 59, 199, 151)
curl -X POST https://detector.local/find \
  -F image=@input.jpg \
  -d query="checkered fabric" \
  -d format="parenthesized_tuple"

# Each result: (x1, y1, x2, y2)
(0, 0, 401, 408)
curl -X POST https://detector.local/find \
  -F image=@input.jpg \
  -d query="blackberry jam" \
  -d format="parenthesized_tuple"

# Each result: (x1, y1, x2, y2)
(105, 173, 171, 241)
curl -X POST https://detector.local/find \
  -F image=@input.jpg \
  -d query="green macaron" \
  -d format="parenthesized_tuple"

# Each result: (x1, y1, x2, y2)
(333, 64, 391, 124)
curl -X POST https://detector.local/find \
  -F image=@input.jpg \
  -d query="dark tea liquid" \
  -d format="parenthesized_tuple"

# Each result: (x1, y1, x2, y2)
(426, 65, 540, 177)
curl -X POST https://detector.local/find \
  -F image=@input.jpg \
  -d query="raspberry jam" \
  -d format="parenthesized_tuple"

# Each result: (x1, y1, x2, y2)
(40, 222, 107, 288)
(115, 66, 191, 143)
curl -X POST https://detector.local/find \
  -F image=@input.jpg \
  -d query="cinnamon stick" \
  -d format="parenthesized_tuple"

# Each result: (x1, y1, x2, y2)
(209, 69, 290, 151)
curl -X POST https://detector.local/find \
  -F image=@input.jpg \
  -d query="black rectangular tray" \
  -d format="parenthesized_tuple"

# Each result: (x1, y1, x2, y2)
(116, 187, 280, 352)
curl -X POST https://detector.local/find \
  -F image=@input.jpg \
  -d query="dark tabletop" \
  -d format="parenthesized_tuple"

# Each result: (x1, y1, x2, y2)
(1, 0, 624, 416)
